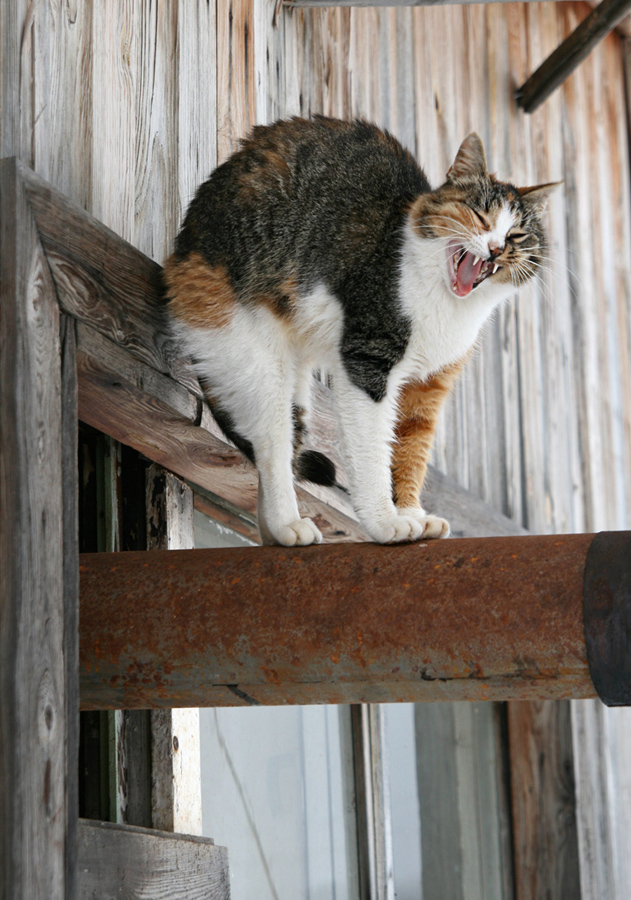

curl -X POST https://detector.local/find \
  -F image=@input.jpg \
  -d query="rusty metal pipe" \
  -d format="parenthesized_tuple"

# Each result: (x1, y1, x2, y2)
(78, 532, 631, 709)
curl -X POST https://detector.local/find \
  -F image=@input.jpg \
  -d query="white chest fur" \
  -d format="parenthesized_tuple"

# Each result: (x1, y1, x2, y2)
(394, 222, 514, 385)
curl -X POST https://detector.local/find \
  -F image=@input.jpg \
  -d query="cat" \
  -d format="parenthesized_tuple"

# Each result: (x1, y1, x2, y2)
(163, 116, 556, 546)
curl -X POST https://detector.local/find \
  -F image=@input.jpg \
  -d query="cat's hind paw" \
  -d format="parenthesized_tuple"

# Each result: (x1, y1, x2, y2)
(272, 517, 323, 547)
(397, 508, 450, 540)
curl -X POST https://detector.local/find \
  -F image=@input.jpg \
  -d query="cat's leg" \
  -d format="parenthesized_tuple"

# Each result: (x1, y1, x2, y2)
(254, 390, 323, 547)
(292, 361, 315, 456)
(391, 363, 465, 539)
(331, 366, 431, 543)
(192, 310, 322, 547)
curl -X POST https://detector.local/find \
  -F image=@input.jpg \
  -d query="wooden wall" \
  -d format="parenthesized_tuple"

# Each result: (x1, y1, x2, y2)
(3, 0, 629, 533)
(2, 1, 631, 898)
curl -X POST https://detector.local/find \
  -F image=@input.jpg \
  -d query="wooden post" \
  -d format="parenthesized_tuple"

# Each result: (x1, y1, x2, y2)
(352, 705, 395, 900)
(146, 466, 203, 836)
(61, 315, 79, 900)
(0, 158, 77, 900)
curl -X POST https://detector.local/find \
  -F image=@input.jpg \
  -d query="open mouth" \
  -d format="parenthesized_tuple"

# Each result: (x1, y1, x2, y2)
(447, 241, 500, 297)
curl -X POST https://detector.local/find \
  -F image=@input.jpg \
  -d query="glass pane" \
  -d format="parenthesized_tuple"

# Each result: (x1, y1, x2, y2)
(195, 506, 360, 900)
(200, 705, 359, 900)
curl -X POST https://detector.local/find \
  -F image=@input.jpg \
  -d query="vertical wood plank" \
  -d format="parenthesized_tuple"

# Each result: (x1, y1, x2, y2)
(90, 0, 136, 241)
(61, 315, 80, 900)
(559, 1, 599, 533)
(253, 0, 285, 123)
(571, 701, 616, 900)
(147, 465, 202, 836)
(610, 39, 631, 523)
(508, 701, 581, 900)
(0, 159, 66, 900)
(0, 0, 51, 177)
(47, 0, 94, 208)
(416, 702, 512, 900)
(177, 0, 218, 218)
(134, 0, 179, 262)
(217, 0, 256, 164)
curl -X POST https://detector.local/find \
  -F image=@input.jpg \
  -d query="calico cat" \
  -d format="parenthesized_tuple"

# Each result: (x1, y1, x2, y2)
(164, 116, 556, 546)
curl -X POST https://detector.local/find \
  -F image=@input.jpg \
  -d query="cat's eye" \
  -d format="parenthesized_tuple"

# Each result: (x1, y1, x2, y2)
(470, 208, 490, 230)
(508, 231, 528, 243)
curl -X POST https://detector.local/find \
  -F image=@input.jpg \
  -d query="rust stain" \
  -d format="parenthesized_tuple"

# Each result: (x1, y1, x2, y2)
(79, 533, 602, 709)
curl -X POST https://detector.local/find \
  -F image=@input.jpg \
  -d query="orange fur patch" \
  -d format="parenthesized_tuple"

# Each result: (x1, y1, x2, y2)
(391, 359, 466, 508)
(163, 252, 236, 329)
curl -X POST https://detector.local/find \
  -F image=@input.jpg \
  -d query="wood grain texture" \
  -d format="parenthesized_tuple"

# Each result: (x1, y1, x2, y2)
(61, 315, 80, 900)
(217, 0, 256, 163)
(134, 1, 180, 263)
(146, 467, 203, 837)
(77, 819, 229, 900)
(0, 0, 51, 176)
(177, 0, 218, 212)
(47, 0, 94, 207)
(91, 1, 136, 243)
(508, 701, 581, 900)
(0, 158, 67, 900)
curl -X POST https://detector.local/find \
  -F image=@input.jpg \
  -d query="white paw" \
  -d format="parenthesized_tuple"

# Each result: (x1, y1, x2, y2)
(366, 514, 427, 544)
(272, 517, 323, 547)
(397, 507, 450, 540)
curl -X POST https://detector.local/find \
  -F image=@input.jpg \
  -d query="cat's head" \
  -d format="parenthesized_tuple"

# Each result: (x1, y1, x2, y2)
(410, 134, 559, 299)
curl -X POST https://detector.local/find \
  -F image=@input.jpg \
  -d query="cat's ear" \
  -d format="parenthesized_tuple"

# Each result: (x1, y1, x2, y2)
(447, 133, 487, 181)
(517, 182, 562, 213)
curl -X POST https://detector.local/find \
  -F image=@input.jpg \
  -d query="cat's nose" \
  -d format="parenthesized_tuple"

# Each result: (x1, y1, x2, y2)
(488, 241, 504, 258)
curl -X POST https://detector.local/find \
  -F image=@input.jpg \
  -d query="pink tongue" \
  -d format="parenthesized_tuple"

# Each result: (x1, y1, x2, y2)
(456, 252, 483, 297)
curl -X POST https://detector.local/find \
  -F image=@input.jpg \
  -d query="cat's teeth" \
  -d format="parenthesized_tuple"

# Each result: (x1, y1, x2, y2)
(493, 264, 499, 274)
(473, 256, 480, 266)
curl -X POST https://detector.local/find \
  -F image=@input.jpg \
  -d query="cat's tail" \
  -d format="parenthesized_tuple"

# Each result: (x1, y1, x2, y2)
(295, 449, 337, 488)
(201, 391, 341, 490)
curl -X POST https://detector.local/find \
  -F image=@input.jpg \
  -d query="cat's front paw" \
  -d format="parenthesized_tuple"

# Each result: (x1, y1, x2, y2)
(271, 517, 323, 547)
(397, 507, 450, 540)
(366, 514, 428, 544)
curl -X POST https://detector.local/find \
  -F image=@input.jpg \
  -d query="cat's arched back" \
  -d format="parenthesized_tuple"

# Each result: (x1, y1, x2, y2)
(164, 117, 557, 545)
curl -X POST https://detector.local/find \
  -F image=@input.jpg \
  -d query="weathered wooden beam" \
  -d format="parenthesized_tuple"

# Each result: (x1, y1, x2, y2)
(1, 158, 76, 900)
(77, 819, 229, 900)
(75, 532, 631, 710)
(287, 0, 546, 6)
(516, 0, 631, 113)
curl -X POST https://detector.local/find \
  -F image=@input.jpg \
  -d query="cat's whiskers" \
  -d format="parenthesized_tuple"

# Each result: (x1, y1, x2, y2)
(529, 251, 583, 288)
(429, 216, 477, 245)
(526, 253, 582, 309)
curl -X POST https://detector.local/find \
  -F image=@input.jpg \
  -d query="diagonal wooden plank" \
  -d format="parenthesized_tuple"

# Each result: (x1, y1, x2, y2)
(516, 0, 631, 112)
